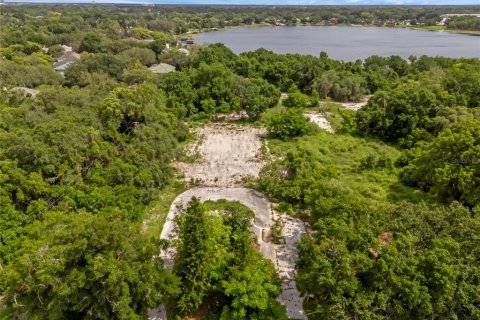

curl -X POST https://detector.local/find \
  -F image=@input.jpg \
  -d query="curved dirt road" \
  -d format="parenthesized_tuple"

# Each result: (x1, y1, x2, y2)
(158, 187, 307, 320)
(160, 187, 275, 267)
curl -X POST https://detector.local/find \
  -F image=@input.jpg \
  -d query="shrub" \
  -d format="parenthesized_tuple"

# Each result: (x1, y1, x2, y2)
(266, 109, 309, 140)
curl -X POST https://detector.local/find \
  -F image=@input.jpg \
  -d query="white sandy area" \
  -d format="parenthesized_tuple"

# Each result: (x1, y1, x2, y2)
(153, 188, 307, 320)
(337, 95, 372, 110)
(304, 112, 334, 133)
(178, 124, 266, 187)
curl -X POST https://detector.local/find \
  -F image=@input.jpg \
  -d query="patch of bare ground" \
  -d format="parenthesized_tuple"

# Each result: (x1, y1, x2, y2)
(337, 95, 372, 111)
(155, 188, 308, 320)
(177, 123, 266, 187)
(304, 112, 334, 133)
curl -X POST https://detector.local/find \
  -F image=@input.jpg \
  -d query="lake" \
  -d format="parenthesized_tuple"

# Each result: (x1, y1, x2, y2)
(194, 26, 480, 61)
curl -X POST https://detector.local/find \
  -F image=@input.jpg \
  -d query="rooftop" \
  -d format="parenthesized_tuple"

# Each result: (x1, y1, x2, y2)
(54, 51, 81, 69)
(149, 63, 176, 74)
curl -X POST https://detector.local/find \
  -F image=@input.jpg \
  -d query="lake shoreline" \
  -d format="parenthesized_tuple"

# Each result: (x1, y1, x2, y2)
(192, 25, 480, 61)
(185, 23, 480, 38)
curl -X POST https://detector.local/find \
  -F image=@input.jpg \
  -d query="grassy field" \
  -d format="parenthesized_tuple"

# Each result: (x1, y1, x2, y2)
(261, 104, 430, 217)
(270, 130, 425, 201)
(142, 179, 187, 238)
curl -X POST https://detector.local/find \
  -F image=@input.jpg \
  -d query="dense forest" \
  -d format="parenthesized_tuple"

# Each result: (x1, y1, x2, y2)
(0, 4, 479, 320)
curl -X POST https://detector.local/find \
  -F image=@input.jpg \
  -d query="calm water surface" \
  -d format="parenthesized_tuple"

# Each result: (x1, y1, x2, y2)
(195, 26, 480, 61)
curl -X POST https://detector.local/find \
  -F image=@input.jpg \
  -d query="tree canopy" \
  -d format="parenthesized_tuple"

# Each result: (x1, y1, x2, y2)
(0, 5, 479, 320)
(172, 199, 287, 319)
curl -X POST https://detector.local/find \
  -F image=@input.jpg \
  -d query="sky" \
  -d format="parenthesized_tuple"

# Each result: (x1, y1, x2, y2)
(4, 0, 480, 4)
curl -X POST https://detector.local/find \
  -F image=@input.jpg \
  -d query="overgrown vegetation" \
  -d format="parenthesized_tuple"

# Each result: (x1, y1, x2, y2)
(0, 4, 479, 320)
(259, 105, 480, 319)
(172, 199, 287, 319)
(256, 56, 480, 320)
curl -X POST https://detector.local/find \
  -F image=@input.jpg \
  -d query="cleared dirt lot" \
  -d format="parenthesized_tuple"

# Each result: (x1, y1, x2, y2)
(178, 124, 266, 187)
(337, 95, 372, 111)
(159, 188, 275, 268)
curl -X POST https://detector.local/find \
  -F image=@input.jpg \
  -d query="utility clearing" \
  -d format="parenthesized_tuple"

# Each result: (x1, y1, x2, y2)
(304, 95, 373, 133)
(151, 122, 309, 320)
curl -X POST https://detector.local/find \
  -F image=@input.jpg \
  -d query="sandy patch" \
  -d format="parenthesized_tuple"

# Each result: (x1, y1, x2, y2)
(159, 188, 276, 268)
(11, 87, 39, 98)
(274, 213, 309, 320)
(178, 124, 266, 187)
(337, 95, 372, 111)
(304, 112, 334, 133)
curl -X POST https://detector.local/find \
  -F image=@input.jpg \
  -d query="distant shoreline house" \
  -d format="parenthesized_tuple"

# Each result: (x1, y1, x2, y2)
(148, 63, 176, 74)
(177, 37, 194, 46)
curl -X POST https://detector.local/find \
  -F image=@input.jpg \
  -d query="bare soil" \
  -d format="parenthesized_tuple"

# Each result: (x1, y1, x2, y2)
(158, 188, 308, 320)
(337, 95, 372, 111)
(177, 124, 266, 187)
(304, 112, 334, 133)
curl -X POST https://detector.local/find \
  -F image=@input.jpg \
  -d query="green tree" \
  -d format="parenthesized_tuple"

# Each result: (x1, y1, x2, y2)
(240, 78, 280, 119)
(121, 67, 153, 86)
(47, 44, 65, 58)
(400, 119, 480, 207)
(174, 198, 213, 313)
(296, 201, 479, 320)
(266, 108, 309, 140)
(220, 253, 286, 320)
(120, 47, 156, 66)
(190, 43, 239, 69)
(1, 212, 179, 320)
(313, 70, 366, 102)
(178, 200, 287, 319)
(282, 91, 310, 109)
(23, 41, 43, 55)
(79, 32, 107, 53)
(191, 62, 240, 114)
(158, 71, 197, 116)
(356, 81, 445, 144)
(387, 55, 410, 77)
